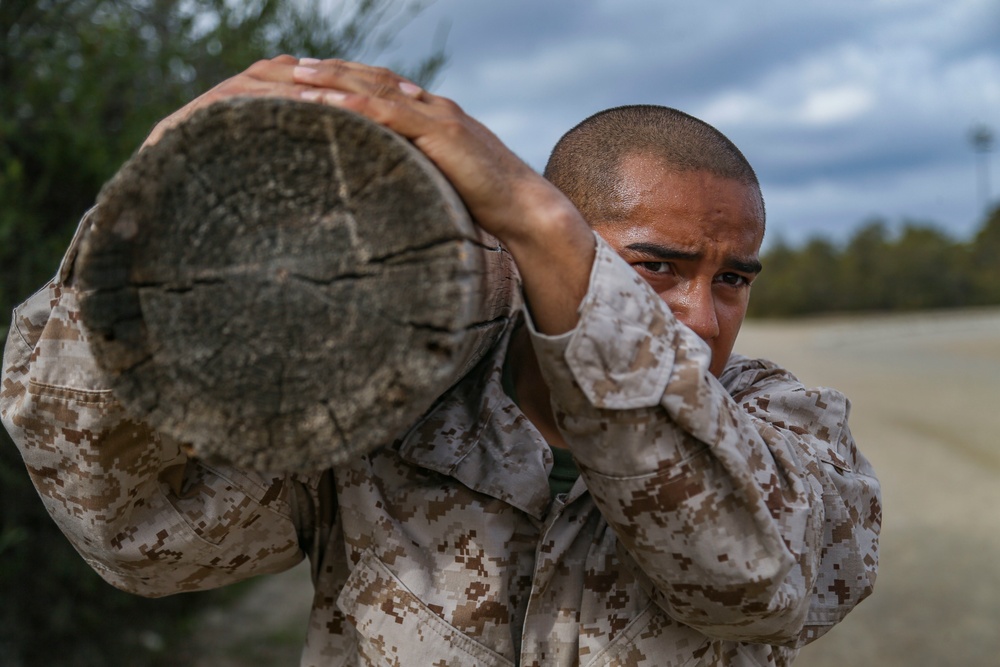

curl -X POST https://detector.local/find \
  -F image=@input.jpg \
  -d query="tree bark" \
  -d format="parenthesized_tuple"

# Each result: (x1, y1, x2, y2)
(75, 98, 516, 471)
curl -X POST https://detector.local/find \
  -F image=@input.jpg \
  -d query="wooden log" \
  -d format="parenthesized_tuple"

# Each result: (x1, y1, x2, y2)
(75, 98, 516, 472)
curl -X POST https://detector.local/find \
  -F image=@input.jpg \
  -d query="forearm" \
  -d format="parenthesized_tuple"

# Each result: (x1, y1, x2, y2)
(528, 239, 880, 643)
(284, 58, 599, 335)
(498, 181, 596, 335)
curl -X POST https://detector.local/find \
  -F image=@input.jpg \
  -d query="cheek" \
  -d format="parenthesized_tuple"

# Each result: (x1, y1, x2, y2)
(643, 276, 683, 302)
(655, 284, 693, 316)
(716, 297, 749, 340)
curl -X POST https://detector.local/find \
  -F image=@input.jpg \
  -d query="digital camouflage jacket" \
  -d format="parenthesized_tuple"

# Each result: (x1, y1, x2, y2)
(2, 216, 880, 666)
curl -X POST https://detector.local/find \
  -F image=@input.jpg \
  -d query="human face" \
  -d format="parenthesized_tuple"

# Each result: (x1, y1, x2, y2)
(593, 154, 764, 377)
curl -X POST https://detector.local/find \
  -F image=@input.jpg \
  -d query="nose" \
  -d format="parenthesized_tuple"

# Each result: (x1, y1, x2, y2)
(665, 282, 720, 343)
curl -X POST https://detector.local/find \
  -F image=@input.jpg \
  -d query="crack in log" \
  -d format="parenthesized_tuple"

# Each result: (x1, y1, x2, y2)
(132, 277, 225, 292)
(288, 270, 378, 285)
(369, 237, 466, 265)
(183, 147, 247, 252)
(369, 235, 509, 266)
(113, 350, 155, 377)
(130, 264, 377, 288)
(463, 315, 512, 332)
(324, 116, 365, 260)
(352, 153, 406, 198)
(374, 310, 510, 335)
(322, 399, 348, 452)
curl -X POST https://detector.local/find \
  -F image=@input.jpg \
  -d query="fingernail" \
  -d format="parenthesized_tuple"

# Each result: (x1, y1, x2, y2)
(399, 81, 423, 97)
(293, 66, 319, 78)
(300, 90, 323, 102)
(298, 57, 321, 65)
(322, 91, 348, 104)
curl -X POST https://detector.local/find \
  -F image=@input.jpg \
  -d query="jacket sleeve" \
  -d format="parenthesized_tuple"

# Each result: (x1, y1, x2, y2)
(529, 236, 881, 646)
(0, 210, 321, 597)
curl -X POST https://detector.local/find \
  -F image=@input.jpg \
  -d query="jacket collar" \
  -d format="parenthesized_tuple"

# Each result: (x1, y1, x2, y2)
(397, 319, 555, 521)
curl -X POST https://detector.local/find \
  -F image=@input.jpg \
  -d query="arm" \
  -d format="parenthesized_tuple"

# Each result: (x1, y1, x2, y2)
(1, 221, 320, 598)
(291, 60, 878, 642)
(527, 238, 881, 645)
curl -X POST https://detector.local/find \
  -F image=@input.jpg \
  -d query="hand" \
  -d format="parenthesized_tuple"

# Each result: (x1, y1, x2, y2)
(142, 55, 315, 149)
(291, 59, 596, 334)
(291, 61, 565, 241)
(145, 56, 594, 333)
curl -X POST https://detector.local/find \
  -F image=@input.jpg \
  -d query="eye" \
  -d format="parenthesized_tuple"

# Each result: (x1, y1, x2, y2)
(716, 272, 751, 287)
(636, 261, 672, 275)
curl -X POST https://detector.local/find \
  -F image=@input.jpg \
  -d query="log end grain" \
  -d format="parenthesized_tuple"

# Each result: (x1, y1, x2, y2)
(76, 98, 516, 471)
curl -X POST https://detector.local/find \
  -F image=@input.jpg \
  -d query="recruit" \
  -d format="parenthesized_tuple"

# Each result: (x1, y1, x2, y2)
(1, 56, 880, 667)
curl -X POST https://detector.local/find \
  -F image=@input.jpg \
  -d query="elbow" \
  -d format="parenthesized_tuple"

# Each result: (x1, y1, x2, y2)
(61, 510, 211, 598)
(670, 565, 811, 645)
(702, 581, 812, 645)
(82, 554, 182, 599)
(643, 539, 813, 645)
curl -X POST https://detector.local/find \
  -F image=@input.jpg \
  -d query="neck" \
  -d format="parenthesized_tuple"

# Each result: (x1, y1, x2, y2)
(507, 326, 569, 449)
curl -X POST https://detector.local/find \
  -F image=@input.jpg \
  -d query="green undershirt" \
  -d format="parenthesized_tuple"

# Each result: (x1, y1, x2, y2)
(548, 446, 580, 498)
(502, 356, 581, 498)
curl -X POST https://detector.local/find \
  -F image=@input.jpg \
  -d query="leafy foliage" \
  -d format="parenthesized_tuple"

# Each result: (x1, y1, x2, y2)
(748, 206, 1000, 318)
(0, 1, 442, 665)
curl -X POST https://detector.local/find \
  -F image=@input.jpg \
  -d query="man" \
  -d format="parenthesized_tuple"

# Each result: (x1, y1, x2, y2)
(1, 57, 879, 666)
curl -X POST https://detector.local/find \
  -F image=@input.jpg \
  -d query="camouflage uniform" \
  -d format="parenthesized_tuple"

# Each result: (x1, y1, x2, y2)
(2, 212, 880, 666)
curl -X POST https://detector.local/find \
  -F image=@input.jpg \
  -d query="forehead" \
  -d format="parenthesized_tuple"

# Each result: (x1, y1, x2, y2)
(602, 154, 765, 255)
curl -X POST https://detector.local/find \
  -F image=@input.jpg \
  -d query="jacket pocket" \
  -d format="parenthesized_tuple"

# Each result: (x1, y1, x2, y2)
(337, 549, 514, 667)
(585, 602, 710, 667)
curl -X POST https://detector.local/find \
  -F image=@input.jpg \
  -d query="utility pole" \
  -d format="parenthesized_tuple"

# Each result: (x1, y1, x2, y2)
(969, 123, 995, 211)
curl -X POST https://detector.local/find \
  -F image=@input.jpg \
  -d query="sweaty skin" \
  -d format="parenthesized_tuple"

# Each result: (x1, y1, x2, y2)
(594, 153, 764, 378)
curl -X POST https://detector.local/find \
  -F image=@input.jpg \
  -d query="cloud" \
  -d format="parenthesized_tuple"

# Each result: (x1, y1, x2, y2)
(764, 156, 987, 249)
(374, 0, 1000, 243)
(700, 79, 875, 131)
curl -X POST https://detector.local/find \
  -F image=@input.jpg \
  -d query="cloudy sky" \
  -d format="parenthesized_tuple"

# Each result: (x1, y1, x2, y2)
(365, 0, 1000, 248)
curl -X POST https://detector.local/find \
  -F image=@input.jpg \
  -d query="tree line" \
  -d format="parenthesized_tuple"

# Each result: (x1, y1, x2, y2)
(748, 207, 1000, 318)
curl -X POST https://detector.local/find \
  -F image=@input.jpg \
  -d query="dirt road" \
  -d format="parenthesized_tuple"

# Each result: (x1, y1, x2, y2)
(184, 307, 1000, 666)
(735, 307, 1000, 667)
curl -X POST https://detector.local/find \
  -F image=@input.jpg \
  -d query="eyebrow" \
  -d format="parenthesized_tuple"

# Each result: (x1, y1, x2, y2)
(625, 242, 763, 275)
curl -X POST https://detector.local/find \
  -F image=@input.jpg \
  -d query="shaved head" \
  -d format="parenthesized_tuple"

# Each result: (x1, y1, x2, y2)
(544, 105, 764, 225)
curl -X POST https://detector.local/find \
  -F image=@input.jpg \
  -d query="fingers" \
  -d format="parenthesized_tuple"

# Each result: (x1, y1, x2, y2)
(142, 55, 313, 149)
(292, 59, 428, 103)
(201, 55, 334, 105)
(149, 57, 444, 152)
(289, 59, 457, 144)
